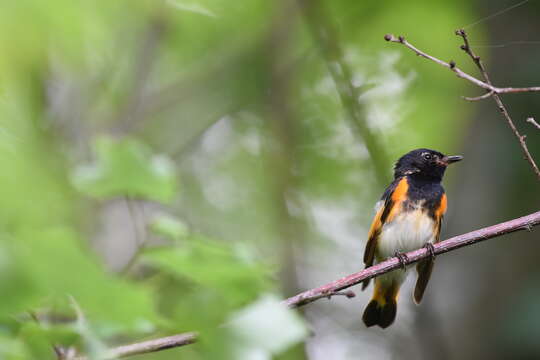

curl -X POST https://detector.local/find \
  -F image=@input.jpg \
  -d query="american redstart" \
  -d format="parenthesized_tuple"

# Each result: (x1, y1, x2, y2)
(362, 148, 462, 328)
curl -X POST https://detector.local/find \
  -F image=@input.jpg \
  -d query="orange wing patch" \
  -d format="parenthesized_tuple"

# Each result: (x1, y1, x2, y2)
(363, 205, 384, 265)
(363, 178, 409, 266)
(362, 206, 383, 290)
(362, 177, 409, 290)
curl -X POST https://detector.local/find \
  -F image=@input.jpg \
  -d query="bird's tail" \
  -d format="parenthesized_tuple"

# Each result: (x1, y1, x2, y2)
(362, 279, 399, 329)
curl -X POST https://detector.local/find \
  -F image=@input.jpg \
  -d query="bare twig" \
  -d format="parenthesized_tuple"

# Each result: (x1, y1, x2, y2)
(385, 32, 540, 181)
(384, 34, 540, 96)
(527, 117, 540, 130)
(75, 211, 540, 358)
(455, 29, 540, 181)
(74, 333, 198, 360)
(284, 210, 540, 307)
(463, 91, 494, 101)
(300, 289, 356, 304)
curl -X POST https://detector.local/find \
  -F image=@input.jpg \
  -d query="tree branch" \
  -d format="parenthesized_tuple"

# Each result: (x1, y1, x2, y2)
(383, 34, 540, 96)
(385, 32, 540, 181)
(454, 29, 540, 181)
(74, 332, 198, 360)
(283, 210, 540, 307)
(75, 211, 540, 358)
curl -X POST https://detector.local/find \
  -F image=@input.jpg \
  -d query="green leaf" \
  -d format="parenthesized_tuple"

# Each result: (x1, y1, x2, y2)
(72, 136, 178, 203)
(227, 294, 308, 357)
(142, 236, 270, 306)
(149, 215, 189, 241)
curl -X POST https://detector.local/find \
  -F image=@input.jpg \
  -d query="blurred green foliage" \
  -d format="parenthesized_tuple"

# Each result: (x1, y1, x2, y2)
(0, 0, 481, 359)
(72, 136, 177, 202)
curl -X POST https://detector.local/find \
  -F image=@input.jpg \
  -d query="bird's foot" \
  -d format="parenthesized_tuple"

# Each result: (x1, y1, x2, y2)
(423, 242, 436, 261)
(394, 251, 409, 270)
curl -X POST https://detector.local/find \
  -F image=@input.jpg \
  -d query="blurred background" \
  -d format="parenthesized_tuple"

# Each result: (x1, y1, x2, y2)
(0, 0, 539, 359)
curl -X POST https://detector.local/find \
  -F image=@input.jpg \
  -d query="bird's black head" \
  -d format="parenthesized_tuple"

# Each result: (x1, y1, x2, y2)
(393, 148, 463, 181)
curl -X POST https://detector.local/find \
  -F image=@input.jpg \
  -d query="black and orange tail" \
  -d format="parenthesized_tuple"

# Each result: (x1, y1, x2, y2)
(362, 280, 399, 329)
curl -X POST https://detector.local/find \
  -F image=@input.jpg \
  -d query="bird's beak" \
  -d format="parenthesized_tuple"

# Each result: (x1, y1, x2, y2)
(442, 155, 463, 165)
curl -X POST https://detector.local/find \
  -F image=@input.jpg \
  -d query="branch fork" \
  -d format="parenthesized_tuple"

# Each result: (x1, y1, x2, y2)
(385, 30, 540, 181)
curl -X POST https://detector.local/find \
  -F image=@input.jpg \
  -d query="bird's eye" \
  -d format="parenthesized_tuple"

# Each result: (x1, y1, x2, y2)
(423, 153, 432, 160)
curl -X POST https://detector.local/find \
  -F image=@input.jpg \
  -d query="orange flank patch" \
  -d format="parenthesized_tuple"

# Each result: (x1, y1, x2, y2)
(435, 193, 447, 218)
(387, 177, 409, 221)
(433, 193, 447, 243)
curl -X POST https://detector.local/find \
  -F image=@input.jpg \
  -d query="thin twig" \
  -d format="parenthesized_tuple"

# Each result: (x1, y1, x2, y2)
(463, 91, 493, 101)
(74, 333, 198, 360)
(455, 29, 540, 181)
(383, 34, 540, 96)
(75, 211, 540, 358)
(527, 117, 540, 130)
(301, 290, 356, 304)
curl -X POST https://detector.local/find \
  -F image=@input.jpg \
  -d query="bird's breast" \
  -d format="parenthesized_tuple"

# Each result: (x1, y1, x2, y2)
(376, 202, 436, 261)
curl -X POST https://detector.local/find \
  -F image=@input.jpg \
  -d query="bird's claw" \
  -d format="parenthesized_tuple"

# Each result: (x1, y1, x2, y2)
(424, 242, 436, 261)
(394, 251, 409, 270)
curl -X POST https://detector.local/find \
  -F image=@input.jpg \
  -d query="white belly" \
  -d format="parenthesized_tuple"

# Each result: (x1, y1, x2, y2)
(377, 209, 436, 261)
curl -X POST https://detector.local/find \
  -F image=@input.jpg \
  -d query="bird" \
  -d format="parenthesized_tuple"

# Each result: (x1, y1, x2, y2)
(361, 148, 462, 329)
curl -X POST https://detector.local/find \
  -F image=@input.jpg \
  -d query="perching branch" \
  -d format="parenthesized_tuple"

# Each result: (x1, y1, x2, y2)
(283, 210, 540, 307)
(385, 31, 540, 181)
(383, 34, 540, 96)
(75, 211, 540, 358)
(295, 289, 356, 304)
